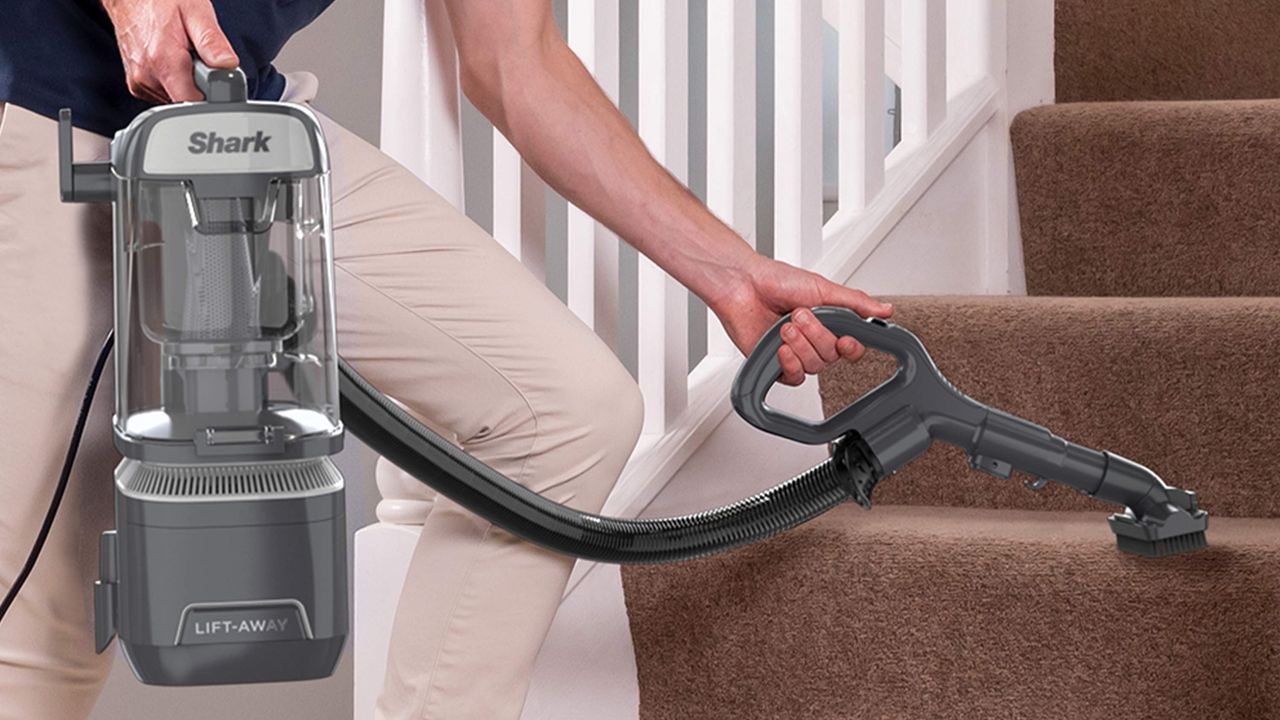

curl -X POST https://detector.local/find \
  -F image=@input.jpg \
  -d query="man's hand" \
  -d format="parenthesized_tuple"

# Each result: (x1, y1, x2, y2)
(713, 258, 893, 386)
(103, 0, 239, 103)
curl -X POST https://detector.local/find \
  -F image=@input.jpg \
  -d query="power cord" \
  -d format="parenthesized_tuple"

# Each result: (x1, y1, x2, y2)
(0, 331, 113, 625)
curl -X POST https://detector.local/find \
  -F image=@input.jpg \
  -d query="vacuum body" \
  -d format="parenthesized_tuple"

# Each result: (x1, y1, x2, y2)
(62, 66, 347, 685)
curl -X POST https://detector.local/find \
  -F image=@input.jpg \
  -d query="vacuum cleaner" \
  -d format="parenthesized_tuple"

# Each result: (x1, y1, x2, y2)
(2, 60, 1207, 687)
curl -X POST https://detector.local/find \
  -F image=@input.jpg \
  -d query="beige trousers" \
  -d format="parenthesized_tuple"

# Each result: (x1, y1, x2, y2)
(0, 74, 643, 720)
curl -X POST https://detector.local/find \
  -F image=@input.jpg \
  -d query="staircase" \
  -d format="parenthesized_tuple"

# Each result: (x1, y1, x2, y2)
(619, 4, 1280, 718)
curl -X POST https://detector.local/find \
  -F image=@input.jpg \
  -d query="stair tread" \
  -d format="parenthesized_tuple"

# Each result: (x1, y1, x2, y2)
(623, 504, 1280, 720)
(1012, 100, 1280, 297)
(1056, 0, 1280, 103)
(817, 295, 1280, 518)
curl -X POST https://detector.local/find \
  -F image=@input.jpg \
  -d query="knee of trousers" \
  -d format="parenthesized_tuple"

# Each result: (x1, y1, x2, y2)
(528, 354, 645, 507)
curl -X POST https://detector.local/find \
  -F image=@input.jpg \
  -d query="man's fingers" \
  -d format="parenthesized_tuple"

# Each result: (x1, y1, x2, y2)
(183, 3, 240, 68)
(157, 55, 203, 102)
(777, 345, 805, 386)
(825, 283, 892, 319)
(791, 308, 839, 363)
(837, 336, 865, 361)
(126, 73, 169, 104)
(780, 322, 825, 374)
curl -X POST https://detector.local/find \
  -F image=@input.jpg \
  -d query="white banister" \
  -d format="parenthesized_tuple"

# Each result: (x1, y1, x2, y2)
(566, 0, 621, 351)
(839, 0, 887, 212)
(492, 136, 548, 281)
(773, 1, 825, 268)
(379, 0, 464, 207)
(704, 0, 757, 358)
(636, 0, 690, 435)
(901, 0, 948, 143)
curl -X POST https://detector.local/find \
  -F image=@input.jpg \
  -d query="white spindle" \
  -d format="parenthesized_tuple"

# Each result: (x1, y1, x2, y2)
(492, 135, 547, 280)
(637, 0, 689, 434)
(379, 0, 464, 207)
(704, 0, 757, 358)
(839, 0, 886, 212)
(773, 1, 824, 268)
(566, 1, 621, 351)
(901, 0, 947, 143)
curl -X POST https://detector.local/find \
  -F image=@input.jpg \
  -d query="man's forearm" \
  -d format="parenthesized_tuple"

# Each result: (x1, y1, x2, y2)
(462, 28, 760, 312)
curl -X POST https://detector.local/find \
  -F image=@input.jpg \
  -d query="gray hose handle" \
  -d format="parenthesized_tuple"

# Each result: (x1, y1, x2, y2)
(192, 56, 248, 103)
(731, 306, 981, 449)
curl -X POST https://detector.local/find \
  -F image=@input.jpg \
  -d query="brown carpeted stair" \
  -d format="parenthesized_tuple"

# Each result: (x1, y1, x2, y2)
(1055, 0, 1280, 103)
(621, 5, 1280, 719)
(1012, 100, 1280, 297)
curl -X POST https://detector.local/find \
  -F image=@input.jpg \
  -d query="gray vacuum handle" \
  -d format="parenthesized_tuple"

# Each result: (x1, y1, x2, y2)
(193, 57, 248, 103)
(731, 306, 945, 445)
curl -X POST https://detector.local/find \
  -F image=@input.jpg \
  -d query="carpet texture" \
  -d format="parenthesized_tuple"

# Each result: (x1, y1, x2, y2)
(623, 505, 1280, 720)
(1012, 100, 1280, 297)
(817, 295, 1280, 518)
(1056, 0, 1280, 102)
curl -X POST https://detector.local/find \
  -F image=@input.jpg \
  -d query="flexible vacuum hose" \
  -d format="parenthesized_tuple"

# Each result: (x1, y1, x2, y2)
(339, 359, 878, 564)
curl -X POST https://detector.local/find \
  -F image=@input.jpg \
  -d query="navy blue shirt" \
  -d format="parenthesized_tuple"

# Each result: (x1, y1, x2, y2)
(0, 0, 335, 137)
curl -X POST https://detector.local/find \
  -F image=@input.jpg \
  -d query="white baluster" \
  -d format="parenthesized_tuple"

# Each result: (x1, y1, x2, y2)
(493, 135, 547, 281)
(839, 0, 886, 213)
(637, 0, 690, 434)
(773, 1, 824, 268)
(379, 0, 464, 208)
(901, 0, 947, 144)
(704, 0, 757, 358)
(567, 1, 621, 351)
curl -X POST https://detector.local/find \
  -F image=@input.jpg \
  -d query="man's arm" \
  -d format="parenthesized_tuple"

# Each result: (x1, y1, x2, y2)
(441, 0, 891, 384)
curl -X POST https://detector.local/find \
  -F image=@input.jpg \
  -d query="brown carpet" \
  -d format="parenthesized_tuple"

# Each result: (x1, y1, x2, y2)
(817, 295, 1280, 518)
(1012, 100, 1280, 297)
(624, 505, 1280, 720)
(1056, 0, 1280, 102)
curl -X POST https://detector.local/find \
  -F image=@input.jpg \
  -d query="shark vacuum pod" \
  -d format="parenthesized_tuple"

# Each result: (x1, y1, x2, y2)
(19, 59, 1207, 688)
(58, 63, 347, 685)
